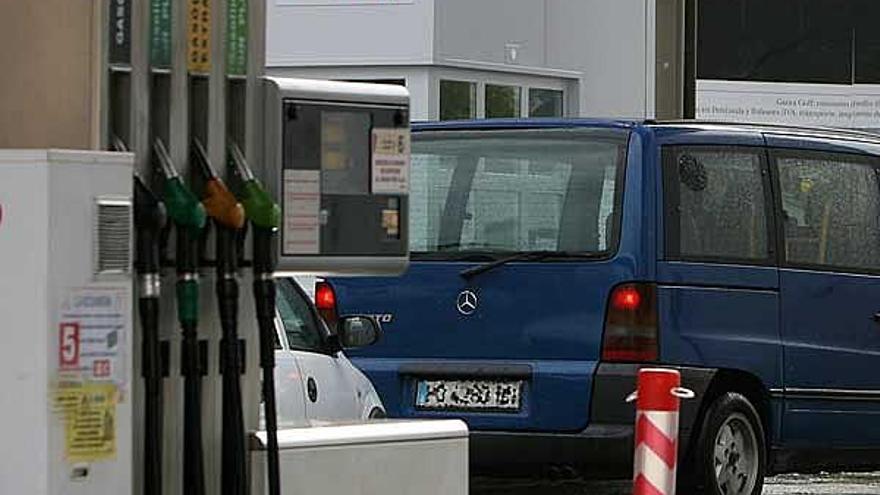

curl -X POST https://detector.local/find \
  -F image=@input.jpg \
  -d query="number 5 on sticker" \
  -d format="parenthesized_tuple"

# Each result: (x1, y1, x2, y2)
(59, 323, 80, 369)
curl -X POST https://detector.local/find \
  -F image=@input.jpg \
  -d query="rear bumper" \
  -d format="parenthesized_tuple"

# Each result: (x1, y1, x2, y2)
(469, 363, 716, 477)
(470, 424, 634, 478)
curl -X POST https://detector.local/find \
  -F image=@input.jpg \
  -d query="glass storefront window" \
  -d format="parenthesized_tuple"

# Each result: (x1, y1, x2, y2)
(439, 80, 476, 121)
(486, 84, 521, 118)
(529, 88, 564, 117)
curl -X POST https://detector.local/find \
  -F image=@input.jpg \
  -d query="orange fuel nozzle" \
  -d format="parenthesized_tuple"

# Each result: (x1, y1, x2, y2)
(190, 138, 245, 230)
(203, 178, 246, 230)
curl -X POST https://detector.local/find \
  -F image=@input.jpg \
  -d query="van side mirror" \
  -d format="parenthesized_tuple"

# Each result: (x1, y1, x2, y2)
(337, 315, 382, 349)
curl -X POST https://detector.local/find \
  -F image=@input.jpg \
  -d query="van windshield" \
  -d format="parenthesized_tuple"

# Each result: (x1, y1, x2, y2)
(409, 128, 629, 259)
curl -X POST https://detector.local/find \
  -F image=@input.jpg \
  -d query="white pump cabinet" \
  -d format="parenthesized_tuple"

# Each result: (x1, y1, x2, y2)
(0, 150, 134, 495)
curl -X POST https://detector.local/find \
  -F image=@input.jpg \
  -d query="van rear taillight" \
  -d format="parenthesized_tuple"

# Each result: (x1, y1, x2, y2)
(315, 281, 339, 329)
(601, 283, 658, 362)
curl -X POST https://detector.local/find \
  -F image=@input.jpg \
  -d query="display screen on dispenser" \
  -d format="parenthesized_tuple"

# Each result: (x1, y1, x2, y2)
(264, 77, 410, 276)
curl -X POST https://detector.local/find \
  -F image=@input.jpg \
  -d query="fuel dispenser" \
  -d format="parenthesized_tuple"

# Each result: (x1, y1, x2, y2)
(0, 150, 134, 494)
(262, 77, 411, 276)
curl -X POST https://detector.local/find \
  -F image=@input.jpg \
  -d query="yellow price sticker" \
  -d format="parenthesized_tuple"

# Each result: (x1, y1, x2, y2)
(188, 0, 211, 73)
(56, 383, 118, 463)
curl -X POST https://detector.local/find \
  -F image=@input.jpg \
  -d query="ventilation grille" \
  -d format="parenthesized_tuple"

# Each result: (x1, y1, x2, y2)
(95, 199, 131, 275)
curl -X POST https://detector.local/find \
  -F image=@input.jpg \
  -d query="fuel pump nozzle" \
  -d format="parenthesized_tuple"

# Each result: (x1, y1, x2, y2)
(229, 143, 283, 495)
(134, 174, 167, 495)
(191, 139, 248, 495)
(153, 139, 208, 495)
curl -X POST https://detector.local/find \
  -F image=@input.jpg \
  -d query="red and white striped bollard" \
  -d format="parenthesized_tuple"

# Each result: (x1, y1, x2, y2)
(627, 368, 694, 495)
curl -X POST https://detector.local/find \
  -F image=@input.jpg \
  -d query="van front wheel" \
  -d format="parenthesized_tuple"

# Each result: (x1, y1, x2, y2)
(689, 392, 765, 495)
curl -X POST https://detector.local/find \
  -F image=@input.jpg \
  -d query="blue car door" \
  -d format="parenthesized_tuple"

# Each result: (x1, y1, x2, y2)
(655, 135, 783, 435)
(769, 136, 880, 447)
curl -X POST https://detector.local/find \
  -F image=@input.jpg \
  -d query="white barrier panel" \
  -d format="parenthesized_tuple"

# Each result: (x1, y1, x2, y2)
(251, 419, 469, 495)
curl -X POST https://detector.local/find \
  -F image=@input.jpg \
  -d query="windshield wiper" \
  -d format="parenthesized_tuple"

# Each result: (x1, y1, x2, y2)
(459, 250, 606, 279)
(414, 250, 499, 262)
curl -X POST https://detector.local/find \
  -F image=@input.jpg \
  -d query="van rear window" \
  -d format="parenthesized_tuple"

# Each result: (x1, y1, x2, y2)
(409, 129, 629, 258)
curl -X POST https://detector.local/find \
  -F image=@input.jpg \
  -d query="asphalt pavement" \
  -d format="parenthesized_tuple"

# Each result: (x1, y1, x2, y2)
(472, 471, 880, 494)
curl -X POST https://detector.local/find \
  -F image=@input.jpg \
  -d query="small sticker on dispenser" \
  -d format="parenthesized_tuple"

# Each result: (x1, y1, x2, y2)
(63, 383, 117, 462)
(382, 209, 399, 238)
(54, 384, 85, 417)
(283, 170, 321, 254)
(187, 0, 212, 73)
(371, 128, 410, 194)
(58, 288, 128, 385)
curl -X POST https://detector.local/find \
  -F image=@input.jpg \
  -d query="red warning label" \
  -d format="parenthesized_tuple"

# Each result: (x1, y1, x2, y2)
(93, 359, 111, 378)
(59, 323, 81, 369)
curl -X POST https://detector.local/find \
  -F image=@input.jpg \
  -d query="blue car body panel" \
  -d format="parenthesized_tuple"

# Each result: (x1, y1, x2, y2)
(779, 269, 880, 447)
(338, 125, 647, 431)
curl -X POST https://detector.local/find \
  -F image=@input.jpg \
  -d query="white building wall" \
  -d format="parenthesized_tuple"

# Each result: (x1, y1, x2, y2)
(433, 0, 547, 68)
(266, 0, 435, 66)
(266, 0, 656, 119)
(545, 0, 654, 119)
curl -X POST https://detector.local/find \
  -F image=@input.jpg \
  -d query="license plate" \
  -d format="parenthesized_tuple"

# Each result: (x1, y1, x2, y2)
(415, 379, 523, 411)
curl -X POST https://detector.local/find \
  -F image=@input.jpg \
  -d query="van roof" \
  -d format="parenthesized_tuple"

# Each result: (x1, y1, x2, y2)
(412, 118, 880, 144)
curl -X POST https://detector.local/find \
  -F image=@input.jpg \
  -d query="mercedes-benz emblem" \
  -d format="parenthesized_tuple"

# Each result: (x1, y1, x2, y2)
(456, 290, 478, 315)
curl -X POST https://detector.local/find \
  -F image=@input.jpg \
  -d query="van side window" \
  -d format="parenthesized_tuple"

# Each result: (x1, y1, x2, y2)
(775, 151, 880, 272)
(664, 147, 771, 263)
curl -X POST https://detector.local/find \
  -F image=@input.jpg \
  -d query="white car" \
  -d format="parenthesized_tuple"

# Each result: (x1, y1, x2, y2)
(272, 277, 385, 428)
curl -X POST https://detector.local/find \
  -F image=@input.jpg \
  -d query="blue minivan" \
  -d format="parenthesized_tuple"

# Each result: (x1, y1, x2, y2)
(316, 120, 880, 494)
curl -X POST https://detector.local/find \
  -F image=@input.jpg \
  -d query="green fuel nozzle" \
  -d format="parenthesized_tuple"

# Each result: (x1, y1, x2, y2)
(155, 139, 207, 234)
(228, 143, 280, 233)
(228, 143, 280, 275)
(153, 139, 206, 323)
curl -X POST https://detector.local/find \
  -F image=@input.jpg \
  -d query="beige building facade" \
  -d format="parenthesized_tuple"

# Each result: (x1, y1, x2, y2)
(0, 0, 103, 149)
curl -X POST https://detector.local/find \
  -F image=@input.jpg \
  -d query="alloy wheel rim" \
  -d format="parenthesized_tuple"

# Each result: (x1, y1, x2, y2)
(713, 412, 759, 495)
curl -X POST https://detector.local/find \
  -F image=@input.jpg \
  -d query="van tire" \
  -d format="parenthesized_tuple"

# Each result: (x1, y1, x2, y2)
(686, 392, 765, 495)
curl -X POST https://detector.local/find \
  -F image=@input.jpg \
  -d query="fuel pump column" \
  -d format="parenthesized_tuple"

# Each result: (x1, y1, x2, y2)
(154, 140, 208, 495)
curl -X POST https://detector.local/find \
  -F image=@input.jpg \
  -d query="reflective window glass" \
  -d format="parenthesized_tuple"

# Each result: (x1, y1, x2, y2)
(664, 148, 770, 262)
(529, 88, 564, 117)
(486, 84, 521, 118)
(409, 129, 627, 256)
(440, 80, 476, 121)
(777, 152, 880, 271)
(275, 279, 324, 352)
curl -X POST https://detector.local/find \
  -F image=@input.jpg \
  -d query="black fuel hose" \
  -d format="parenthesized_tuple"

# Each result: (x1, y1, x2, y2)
(134, 175, 167, 495)
(154, 139, 207, 495)
(192, 140, 248, 495)
(229, 143, 282, 495)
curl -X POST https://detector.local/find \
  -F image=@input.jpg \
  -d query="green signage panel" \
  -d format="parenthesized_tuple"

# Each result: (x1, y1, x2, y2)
(227, 0, 248, 76)
(150, 0, 172, 68)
